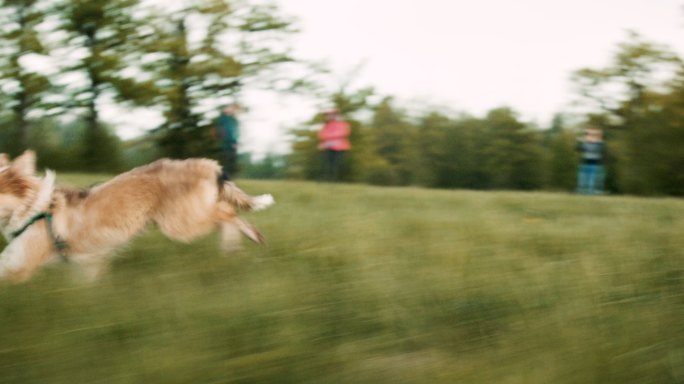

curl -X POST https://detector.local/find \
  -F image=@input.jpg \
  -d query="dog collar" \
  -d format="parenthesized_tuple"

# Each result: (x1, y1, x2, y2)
(10, 211, 69, 262)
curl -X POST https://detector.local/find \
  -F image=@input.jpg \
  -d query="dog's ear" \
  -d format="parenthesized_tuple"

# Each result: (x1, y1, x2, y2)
(10, 150, 36, 176)
(0, 153, 8, 167)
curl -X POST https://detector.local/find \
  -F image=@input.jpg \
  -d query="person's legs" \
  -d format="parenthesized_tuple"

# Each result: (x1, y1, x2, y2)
(321, 150, 331, 180)
(586, 164, 600, 194)
(595, 165, 605, 194)
(577, 165, 589, 194)
(322, 150, 341, 181)
(330, 150, 344, 181)
(220, 147, 238, 181)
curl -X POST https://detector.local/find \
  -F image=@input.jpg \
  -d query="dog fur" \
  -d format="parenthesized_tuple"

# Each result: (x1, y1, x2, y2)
(0, 151, 274, 282)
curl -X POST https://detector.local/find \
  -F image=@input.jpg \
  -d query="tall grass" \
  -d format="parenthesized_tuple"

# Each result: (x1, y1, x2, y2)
(1, 178, 683, 383)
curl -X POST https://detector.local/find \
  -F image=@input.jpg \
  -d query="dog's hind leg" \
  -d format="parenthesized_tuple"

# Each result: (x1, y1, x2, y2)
(234, 218, 265, 244)
(219, 219, 265, 252)
(73, 260, 110, 283)
(215, 201, 265, 252)
(68, 251, 111, 283)
(219, 221, 242, 252)
(215, 201, 242, 252)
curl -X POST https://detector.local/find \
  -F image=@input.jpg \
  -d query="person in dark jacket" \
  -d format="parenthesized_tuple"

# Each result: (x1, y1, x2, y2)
(576, 128, 605, 195)
(214, 104, 240, 181)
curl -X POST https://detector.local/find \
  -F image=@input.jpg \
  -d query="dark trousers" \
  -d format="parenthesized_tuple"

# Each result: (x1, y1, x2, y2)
(322, 150, 345, 181)
(219, 147, 238, 181)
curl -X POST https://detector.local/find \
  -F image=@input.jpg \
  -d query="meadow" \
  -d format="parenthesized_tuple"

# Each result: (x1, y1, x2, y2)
(1, 176, 683, 383)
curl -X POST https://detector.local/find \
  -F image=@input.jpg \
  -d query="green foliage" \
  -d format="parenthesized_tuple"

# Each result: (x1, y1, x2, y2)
(79, 123, 125, 173)
(572, 32, 684, 196)
(430, 115, 487, 189)
(141, 0, 298, 158)
(2, 178, 684, 383)
(481, 108, 543, 190)
(46, 0, 147, 170)
(0, 0, 300, 168)
(543, 128, 578, 191)
(240, 153, 288, 179)
(289, 99, 547, 192)
(28, 119, 86, 171)
(0, 117, 124, 173)
(121, 135, 163, 170)
(287, 127, 321, 180)
(368, 98, 416, 185)
(0, 0, 52, 155)
(617, 92, 684, 195)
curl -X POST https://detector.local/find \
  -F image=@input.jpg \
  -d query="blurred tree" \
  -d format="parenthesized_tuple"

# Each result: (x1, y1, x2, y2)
(413, 111, 449, 187)
(121, 134, 162, 170)
(618, 91, 684, 195)
(288, 124, 320, 180)
(0, 0, 52, 156)
(481, 108, 542, 190)
(240, 153, 287, 179)
(413, 110, 485, 189)
(142, 0, 298, 159)
(367, 98, 416, 185)
(436, 116, 488, 189)
(29, 118, 87, 171)
(572, 32, 684, 195)
(542, 114, 578, 191)
(53, 0, 150, 171)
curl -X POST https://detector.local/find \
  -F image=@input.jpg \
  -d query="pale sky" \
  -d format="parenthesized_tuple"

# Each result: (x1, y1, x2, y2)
(114, 0, 684, 157)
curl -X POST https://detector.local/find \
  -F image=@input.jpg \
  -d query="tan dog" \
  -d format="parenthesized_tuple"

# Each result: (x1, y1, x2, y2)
(0, 151, 274, 282)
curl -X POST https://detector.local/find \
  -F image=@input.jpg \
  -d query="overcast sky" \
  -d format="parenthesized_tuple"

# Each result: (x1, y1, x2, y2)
(278, 0, 684, 114)
(116, 0, 684, 157)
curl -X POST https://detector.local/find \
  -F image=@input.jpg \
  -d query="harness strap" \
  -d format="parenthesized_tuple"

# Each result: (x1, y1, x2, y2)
(10, 212, 69, 262)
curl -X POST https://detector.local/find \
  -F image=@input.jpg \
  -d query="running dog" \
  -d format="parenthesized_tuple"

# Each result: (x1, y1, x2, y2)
(0, 151, 274, 282)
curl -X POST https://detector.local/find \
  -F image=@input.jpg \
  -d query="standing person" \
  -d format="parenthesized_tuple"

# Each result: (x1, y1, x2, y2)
(318, 109, 351, 181)
(214, 104, 240, 181)
(576, 127, 605, 195)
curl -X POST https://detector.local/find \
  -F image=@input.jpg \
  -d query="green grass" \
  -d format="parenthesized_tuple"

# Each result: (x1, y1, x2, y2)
(2, 177, 684, 383)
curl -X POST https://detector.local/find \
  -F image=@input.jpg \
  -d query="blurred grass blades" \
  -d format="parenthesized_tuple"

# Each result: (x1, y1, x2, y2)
(1, 178, 684, 383)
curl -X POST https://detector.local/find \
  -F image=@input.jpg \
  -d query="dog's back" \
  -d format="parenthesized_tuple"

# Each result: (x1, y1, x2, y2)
(1, 152, 273, 282)
(57, 159, 224, 251)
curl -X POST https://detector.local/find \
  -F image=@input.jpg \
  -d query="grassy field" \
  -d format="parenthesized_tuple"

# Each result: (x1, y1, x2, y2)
(1, 176, 684, 383)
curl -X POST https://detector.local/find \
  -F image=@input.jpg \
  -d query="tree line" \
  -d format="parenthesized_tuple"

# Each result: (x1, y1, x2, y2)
(289, 95, 571, 192)
(288, 33, 684, 196)
(1, 1, 683, 196)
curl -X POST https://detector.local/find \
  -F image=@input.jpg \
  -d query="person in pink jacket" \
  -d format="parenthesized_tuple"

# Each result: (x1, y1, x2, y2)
(318, 109, 351, 181)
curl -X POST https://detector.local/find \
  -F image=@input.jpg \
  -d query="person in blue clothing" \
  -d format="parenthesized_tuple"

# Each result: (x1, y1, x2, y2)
(576, 127, 605, 195)
(214, 104, 240, 181)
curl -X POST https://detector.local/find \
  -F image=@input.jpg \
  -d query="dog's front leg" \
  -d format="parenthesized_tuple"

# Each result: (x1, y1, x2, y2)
(71, 256, 110, 283)
(0, 240, 28, 281)
(0, 227, 53, 282)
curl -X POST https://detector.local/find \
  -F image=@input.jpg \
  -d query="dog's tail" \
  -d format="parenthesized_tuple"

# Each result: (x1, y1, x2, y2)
(217, 179, 274, 247)
(220, 181, 274, 212)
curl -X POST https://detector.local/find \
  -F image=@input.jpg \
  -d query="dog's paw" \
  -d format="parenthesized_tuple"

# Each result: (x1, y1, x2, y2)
(251, 194, 275, 211)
